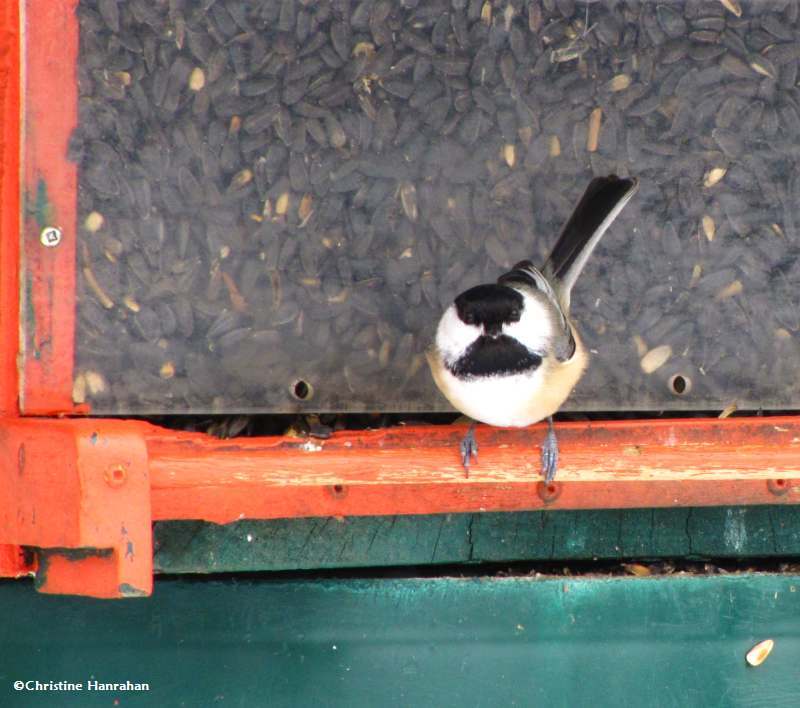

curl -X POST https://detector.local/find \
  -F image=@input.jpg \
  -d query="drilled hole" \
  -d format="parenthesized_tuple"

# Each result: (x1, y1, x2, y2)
(669, 374, 691, 396)
(291, 379, 312, 400)
(333, 484, 344, 494)
(104, 464, 127, 488)
(537, 481, 561, 503)
(768, 478, 790, 496)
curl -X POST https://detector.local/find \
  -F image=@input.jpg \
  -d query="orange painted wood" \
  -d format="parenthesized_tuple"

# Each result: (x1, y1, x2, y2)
(146, 417, 800, 523)
(0, 419, 152, 596)
(20, 0, 80, 414)
(8, 415, 799, 543)
(0, 544, 35, 578)
(36, 552, 148, 598)
(1, 0, 26, 575)
(0, 0, 20, 416)
(1, 414, 799, 596)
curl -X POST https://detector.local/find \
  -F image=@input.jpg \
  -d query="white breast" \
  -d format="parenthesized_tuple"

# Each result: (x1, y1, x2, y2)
(432, 364, 550, 427)
(429, 286, 580, 426)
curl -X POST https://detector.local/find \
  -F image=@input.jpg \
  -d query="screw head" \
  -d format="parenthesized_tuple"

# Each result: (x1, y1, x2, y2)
(104, 464, 128, 488)
(329, 484, 347, 499)
(536, 481, 562, 503)
(767, 479, 789, 497)
(40, 226, 62, 247)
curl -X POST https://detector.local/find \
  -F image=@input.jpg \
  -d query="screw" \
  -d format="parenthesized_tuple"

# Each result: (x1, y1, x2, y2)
(104, 464, 128, 488)
(40, 226, 62, 248)
(536, 481, 562, 504)
(329, 484, 347, 499)
(767, 479, 789, 497)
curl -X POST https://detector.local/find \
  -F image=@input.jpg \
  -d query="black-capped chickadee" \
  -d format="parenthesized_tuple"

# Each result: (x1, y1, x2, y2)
(427, 175, 639, 481)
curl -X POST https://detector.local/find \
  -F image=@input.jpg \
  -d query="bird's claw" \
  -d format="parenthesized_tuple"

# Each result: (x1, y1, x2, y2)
(460, 424, 478, 477)
(541, 418, 559, 483)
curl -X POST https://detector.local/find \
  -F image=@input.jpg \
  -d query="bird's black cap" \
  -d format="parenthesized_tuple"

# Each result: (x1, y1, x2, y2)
(454, 283, 523, 337)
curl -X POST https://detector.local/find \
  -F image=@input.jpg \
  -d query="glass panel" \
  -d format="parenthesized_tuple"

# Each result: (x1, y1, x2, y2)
(44, 0, 800, 413)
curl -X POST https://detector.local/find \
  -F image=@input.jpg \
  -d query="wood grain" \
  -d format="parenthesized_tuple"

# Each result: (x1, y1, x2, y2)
(146, 417, 800, 522)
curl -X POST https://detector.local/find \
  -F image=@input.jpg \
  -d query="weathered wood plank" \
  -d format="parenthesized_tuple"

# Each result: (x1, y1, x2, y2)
(147, 418, 800, 523)
(153, 506, 800, 573)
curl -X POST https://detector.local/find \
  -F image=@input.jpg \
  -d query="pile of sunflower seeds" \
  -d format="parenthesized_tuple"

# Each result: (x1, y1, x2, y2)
(69, 0, 800, 414)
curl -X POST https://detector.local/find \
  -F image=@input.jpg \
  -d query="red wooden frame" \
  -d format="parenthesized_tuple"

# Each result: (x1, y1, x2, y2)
(146, 418, 800, 522)
(0, 0, 21, 416)
(3, 1, 800, 598)
(19, 0, 79, 414)
(2, 414, 800, 597)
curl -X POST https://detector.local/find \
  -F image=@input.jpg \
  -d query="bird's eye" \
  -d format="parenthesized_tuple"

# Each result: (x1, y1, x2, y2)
(463, 313, 475, 325)
(509, 308, 520, 320)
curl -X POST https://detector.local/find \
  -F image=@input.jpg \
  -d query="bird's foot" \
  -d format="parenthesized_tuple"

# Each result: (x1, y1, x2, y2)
(460, 423, 478, 477)
(540, 417, 559, 483)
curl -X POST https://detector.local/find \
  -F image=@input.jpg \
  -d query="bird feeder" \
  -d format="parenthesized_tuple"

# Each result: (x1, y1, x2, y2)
(3, 0, 800, 597)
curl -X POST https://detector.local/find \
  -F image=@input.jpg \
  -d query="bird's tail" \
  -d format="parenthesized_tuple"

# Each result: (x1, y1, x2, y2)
(544, 175, 639, 307)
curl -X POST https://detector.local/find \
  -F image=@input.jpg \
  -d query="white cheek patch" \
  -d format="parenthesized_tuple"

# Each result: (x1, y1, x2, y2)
(435, 305, 481, 364)
(502, 291, 553, 355)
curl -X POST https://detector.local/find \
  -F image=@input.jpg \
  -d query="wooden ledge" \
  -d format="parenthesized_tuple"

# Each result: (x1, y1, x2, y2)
(2, 415, 799, 596)
(146, 416, 800, 523)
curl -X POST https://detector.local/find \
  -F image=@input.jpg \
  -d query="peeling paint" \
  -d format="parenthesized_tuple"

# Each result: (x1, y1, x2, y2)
(724, 508, 748, 552)
(33, 178, 54, 229)
(118, 583, 148, 597)
(23, 274, 39, 359)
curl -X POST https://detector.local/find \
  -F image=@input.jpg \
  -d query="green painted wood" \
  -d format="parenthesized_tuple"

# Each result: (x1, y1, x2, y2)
(1, 575, 798, 707)
(153, 506, 800, 573)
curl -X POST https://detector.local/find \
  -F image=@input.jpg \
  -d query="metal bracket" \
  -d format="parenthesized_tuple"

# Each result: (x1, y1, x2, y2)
(0, 419, 152, 598)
